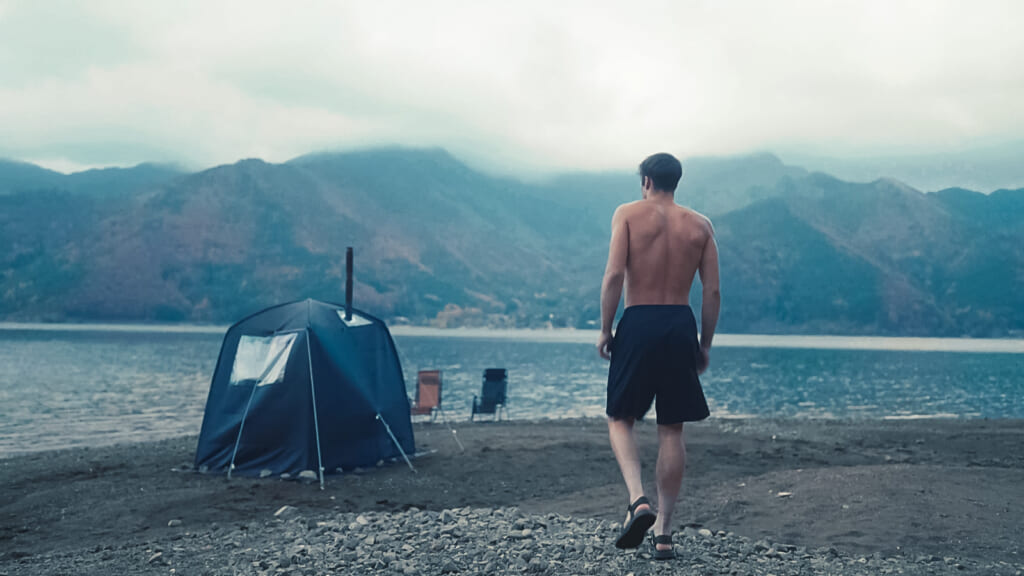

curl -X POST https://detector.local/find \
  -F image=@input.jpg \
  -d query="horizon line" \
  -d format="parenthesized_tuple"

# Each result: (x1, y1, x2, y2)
(1, 322, 1021, 353)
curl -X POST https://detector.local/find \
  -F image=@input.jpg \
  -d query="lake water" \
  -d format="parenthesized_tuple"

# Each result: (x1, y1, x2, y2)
(0, 325, 1021, 457)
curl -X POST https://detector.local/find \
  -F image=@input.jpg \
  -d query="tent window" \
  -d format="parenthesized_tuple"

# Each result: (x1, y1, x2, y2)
(230, 333, 298, 387)
(337, 310, 372, 327)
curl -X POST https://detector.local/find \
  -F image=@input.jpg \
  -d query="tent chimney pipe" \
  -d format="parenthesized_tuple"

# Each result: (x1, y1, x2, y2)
(345, 247, 353, 321)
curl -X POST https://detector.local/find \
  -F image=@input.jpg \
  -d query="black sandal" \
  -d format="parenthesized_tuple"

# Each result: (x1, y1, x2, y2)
(651, 533, 675, 560)
(614, 496, 656, 549)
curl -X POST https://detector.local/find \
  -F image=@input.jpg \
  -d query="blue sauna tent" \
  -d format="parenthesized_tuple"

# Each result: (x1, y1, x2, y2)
(194, 299, 414, 485)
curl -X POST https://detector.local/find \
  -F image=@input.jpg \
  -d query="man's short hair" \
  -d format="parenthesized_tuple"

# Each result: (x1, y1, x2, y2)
(639, 153, 683, 193)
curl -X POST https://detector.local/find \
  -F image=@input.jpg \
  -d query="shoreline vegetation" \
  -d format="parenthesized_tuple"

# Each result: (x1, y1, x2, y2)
(2, 418, 1022, 575)
(1, 322, 1023, 353)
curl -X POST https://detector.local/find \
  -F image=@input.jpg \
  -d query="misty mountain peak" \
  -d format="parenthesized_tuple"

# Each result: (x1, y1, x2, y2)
(289, 146, 465, 171)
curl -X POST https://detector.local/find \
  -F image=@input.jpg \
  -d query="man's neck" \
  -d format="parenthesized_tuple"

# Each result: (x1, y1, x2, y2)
(645, 191, 675, 203)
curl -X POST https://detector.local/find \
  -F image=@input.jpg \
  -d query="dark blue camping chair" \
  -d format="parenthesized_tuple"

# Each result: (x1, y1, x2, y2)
(471, 368, 508, 421)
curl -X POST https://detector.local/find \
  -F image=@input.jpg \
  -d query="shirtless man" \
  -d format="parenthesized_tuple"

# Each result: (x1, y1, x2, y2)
(597, 152, 721, 559)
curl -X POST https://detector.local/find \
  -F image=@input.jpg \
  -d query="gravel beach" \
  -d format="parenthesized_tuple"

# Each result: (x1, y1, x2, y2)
(2, 418, 1023, 575)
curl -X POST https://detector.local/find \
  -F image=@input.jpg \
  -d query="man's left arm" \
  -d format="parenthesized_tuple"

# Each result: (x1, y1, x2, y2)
(598, 207, 628, 359)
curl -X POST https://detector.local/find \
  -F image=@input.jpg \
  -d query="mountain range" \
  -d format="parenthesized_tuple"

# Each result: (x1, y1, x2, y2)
(784, 140, 1024, 193)
(1, 148, 1021, 336)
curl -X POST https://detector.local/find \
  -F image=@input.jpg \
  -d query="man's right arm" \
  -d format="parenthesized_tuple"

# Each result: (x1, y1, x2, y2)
(597, 206, 629, 360)
(698, 221, 720, 363)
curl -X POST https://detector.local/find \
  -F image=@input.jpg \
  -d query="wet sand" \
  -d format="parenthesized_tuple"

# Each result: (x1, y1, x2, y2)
(2, 418, 1022, 574)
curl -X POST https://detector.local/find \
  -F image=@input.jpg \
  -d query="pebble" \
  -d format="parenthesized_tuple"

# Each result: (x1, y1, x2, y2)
(527, 557, 548, 572)
(273, 506, 299, 519)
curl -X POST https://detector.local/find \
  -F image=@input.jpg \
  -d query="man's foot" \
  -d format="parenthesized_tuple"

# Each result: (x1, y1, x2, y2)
(651, 533, 675, 560)
(622, 498, 653, 527)
(614, 496, 656, 549)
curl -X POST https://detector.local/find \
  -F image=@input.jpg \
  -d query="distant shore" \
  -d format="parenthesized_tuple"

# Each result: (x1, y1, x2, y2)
(2, 417, 1022, 574)
(3, 321, 1023, 353)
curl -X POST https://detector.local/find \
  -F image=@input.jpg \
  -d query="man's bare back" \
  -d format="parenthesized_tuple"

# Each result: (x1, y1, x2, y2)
(598, 188, 720, 366)
(614, 198, 714, 308)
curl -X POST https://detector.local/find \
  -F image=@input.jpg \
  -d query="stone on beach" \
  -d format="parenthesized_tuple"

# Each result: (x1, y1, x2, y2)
(274, 505, 299, 519)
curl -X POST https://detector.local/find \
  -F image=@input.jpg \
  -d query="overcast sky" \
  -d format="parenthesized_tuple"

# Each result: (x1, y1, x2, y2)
(1, 0, 1023, 174)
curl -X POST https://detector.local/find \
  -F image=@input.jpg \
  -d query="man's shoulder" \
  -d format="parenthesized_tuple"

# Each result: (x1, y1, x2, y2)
(612, 200, 646, 220)
(615, 200, 646, 212)
(678, 205, 714, 230)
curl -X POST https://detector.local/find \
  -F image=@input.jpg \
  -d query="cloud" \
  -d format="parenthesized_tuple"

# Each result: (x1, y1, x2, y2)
(1, 0, 1023, 174)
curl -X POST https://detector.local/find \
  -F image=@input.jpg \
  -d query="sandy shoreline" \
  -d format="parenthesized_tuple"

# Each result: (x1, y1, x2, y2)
(2, 417, 1023, 574)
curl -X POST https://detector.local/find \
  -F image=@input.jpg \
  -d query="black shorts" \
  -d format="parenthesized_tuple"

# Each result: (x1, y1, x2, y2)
(606, 305, 710, 424)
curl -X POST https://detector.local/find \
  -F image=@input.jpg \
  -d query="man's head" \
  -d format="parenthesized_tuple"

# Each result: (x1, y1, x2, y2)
(639, 153, 683, 197)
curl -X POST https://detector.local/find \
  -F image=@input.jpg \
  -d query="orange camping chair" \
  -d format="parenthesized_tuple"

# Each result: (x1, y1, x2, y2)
(410, 369, 464, 452)
(411, 370, 442, 420)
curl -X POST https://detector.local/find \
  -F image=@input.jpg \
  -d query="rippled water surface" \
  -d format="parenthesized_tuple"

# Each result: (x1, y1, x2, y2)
(1, 327, 1021, 456)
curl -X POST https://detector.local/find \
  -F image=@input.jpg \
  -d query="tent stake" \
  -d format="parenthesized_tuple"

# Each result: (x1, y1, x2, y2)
(377, 413, 416, 473)
(437, 407, 465, 453)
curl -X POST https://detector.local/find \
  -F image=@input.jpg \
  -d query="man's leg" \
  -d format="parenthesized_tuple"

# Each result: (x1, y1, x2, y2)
(607, 417, 652, 522)
(653, 423, 686, 549)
